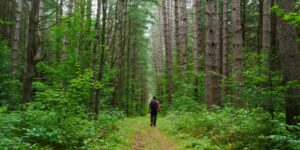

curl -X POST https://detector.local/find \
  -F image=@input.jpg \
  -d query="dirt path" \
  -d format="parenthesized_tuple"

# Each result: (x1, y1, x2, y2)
(131, 118, 177, 150)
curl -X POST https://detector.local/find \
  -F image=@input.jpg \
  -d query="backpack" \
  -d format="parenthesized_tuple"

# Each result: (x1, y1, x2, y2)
(150, 99, 158, 111)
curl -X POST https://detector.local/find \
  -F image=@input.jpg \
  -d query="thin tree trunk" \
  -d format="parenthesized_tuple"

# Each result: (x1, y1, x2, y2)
(215, 0, 222, 105)
(193, 0, 201, 102)
(78, 0, 85, 64)
(119, 0, 128, 110)
(276, 0, 300, 126)
(222, 0, 229, 99)
(82, 0, 92, 67)
(95, 0, 107, 118)
(263, 0, 274, 119)
(38, 0, 44, 56)
(89, 0, 101, 119)
(55, 0, 63, 61)
(12, 0, 23, 75)
(62, 0, 74, 61)
(232, 0, 244, 107)
(182, 0, 188, 79)
(163, 0, 174, 104)
(262, 0, 271, 75)
(257, 0, 263, 55)
(125, 18, 131, 115)
(241, 0, 246, 44)
(270, 0, 279, 71)
(66, 0, 73, 16)
(175, 0, 181, 80)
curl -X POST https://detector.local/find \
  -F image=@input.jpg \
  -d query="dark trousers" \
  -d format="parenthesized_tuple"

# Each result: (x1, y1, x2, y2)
(150, 111, 157, 126)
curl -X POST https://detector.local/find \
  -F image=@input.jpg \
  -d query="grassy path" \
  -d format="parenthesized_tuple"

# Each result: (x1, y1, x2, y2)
(121, 115, 177, 150)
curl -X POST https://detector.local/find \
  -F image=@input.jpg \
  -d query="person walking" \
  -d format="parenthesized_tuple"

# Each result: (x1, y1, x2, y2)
(149, 96, 160, 127)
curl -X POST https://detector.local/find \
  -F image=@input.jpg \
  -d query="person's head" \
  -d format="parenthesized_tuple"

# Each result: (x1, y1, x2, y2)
(153, 96, 156, 100)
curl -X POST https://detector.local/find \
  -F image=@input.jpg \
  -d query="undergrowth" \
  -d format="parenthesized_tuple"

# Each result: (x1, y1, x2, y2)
(159, 104, 300, 150)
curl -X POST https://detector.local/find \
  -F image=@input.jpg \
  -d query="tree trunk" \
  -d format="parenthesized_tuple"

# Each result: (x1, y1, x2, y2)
(66, 0, 74, 16)
(78, 0, 85, 64)
(61, 0, 74, 61)
(125, 17, 131, 115)
(23, 0, 40, 104)
(222, 0, 229, 99)
(276, 0, 300, 126)
(82, 0, 92, 67)
(162, 0, 174, 104)
(262, 0, 271, 76)
(193, 0, 201, 102)
(37, 0, 44, 56)
(12, 0, 23, 75)
(175, 0, 181, 80)
(215, 0, 222, 105)
(241, 0, 246, 44)
(232, 0, 244, 107)
(89, 0, 101, 119)
(95, 0, 107, 118)
(257, 0, 263, 55)
(182, 0, 188, 79)
(55, 0, 63, 61)
(263, 0, 274, 119)
(270, 0, 279, 71)
(205, 0, 217, 110)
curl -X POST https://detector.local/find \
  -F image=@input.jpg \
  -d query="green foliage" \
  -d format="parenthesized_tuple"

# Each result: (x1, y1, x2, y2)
(160, 105, 299, 149)
(0, 19, 13, 25)
(272, 4, 300, 28)
(0, 105, 125, 149)
(0, 40, 22, 109)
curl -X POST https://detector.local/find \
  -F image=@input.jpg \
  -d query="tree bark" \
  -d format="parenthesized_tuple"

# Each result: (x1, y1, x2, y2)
(205, 0, 217, 110)
(23, 0, 40, 104)
(78, 0, 85, 64)
(175, 0, 181, 80)
(66, 0, 74, 16)
(193, 0, 202, 102)
(215, 0, 222, 105)
(61, 0, 74, 61)
(221, 0, 229, 98)
(163, 0, 174, 104)
(182, 0, 188, 79)
(241, 0, 246, 44)
(270, 0, 279, 71)
(37, 0, 44, 56)
(276, 0, 300, 126)
(12, 0, 23, 75)
(232, 0, 244, 106)
(257, 0, 263, 55)
(262, 0, 271, 74)
(55, 0, 63, 61)
(263, 0, 275, 119)
(89, 0, 101, 119)
(95, 0, 107, 118)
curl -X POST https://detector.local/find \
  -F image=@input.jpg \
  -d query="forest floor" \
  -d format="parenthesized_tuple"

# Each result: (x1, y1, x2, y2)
(123, 116, 178, 150)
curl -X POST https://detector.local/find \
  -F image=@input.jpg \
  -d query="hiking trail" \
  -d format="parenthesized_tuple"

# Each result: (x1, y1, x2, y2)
(128, 116, 177, 150)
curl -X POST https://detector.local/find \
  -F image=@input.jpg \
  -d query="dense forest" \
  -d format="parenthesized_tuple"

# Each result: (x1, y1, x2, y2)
(0, 0, 299, 149)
